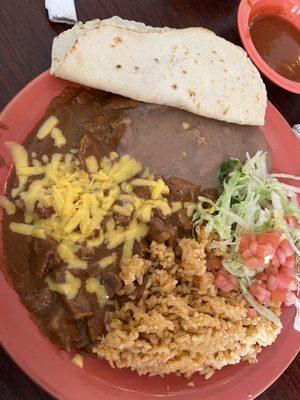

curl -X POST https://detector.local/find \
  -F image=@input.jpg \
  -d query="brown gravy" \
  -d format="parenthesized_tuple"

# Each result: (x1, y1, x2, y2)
(250, 15, 300, 82)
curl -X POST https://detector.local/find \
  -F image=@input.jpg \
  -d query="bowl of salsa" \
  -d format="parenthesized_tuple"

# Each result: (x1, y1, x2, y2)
(238, 0, 300, 94)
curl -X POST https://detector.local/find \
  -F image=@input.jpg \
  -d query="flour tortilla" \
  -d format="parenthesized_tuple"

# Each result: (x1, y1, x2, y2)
(51, 16, 267, 126)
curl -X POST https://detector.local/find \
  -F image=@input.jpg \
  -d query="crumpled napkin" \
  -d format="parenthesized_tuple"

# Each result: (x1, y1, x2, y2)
(45, 0, 77, 25)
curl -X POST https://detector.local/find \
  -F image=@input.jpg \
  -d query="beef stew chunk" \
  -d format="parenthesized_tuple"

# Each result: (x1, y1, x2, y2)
(30, 238, 59, 278)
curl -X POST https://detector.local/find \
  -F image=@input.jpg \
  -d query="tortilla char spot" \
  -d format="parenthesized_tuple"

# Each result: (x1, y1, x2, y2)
(134, 66, 140, 71)
(210, 80, 215, 84)
(209, 60, 213, 63)
(224, 68, 227, 72)
(182, 70, 187, 74)
(116, 64, 122, 69)
(188, 90, 196, 98)
(237, 76, 240, 80)
(114, 36, 122, 45)
(154, 58, 159, 63)
(184, 49, 189, 55)
(223, 108, 229, 115)
(71, 38, 79, 51)
(220, 59, 225, 63)
(212, 50, 217, 54)
(111, 44, 115, 48)
(172, 84, 178, 90)
(194, 60, 198, 64)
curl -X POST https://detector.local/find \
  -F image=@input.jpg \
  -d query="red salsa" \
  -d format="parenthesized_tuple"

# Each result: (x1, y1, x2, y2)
(250, 15, 300, 82)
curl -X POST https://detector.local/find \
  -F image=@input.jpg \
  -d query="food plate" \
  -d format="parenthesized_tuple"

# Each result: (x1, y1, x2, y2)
(0, 70, 299, 400)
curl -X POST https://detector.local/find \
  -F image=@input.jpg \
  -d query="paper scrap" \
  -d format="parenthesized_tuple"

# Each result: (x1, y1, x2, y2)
(45, 0, 77, 25)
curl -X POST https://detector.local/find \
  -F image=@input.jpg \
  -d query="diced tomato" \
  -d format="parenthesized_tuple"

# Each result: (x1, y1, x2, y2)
(284, 255, 296, 271)
(279, 266, 294, 278)
(240, 237, 250, 251)
(288, 279, 297, 291)
(267, 265, 279, 275)
(242, 249, 252, 260)
(271, 288, 286, 303)
(245, 257, 264, 271)
(276, 273, 294, 290)
(256, 272, 267, 281)
(242, 232, 256, 243)
(266, 274, 278, 291)
(284, 291, 297, 306)
(286, 215, 300, 228)
(276, 247, 287, 266)
(249, 283, 271, 305)
(271, 255, 280, 269)
(249, 241, 258, 256)
(214, 269, 237, 292)
(278, 239, 294, 258)
(206, 257, 223, 272)
(256, 244, 275, 259)
(256, 230, 282, 249)
(247, 308, 257, 318)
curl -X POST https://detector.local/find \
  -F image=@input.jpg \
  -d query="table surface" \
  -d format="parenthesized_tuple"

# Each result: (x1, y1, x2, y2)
(0, 1, 299, 399)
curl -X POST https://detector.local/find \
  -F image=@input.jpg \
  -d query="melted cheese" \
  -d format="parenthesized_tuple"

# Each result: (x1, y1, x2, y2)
(46, 271, 81, 299)
(36, 116, 59, 139)
(85, 277, 108, 306)
(0, 196, 16, 215)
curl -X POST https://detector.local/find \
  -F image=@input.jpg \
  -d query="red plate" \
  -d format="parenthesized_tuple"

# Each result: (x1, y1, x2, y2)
(0, 71, 299, 400)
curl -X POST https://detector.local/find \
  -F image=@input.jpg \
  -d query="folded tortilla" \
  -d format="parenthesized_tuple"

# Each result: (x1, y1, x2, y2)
(51, 16, 267, 126)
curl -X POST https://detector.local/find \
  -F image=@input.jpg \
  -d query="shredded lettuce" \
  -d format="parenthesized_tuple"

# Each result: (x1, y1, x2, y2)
(240, 282, 282, 328)
(193, 151, 300, 259)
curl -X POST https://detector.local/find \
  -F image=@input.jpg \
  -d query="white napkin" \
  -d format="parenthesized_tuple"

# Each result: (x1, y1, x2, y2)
(45, 0, 77, 25)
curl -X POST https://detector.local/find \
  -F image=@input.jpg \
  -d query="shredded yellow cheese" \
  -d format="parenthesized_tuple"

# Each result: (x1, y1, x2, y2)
(99, 253, 117, 268)
(0, 196, 16, 215)
(46, 271, 81, 299)
(85, 155, 98, 173)
(36, 116, 59, 139)
(57, 242, 87, 269)
(85, 277, 108, 306)
(6, 141, 174, 270)
(5, 141, 29, 196)
(171, 201, 182, 213)
(9, 222, 46, 239)
(50, 127, 67, 148)
(182, 122, 190, 130)
(72, 354, 83, 368)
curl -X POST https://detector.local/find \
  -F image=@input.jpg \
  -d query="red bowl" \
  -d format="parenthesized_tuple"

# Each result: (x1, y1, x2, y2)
(0, 71, 300, 400)
(238, 0, 300, 94)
